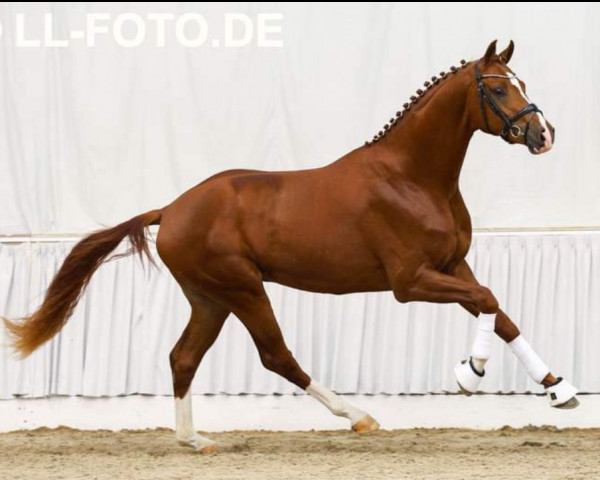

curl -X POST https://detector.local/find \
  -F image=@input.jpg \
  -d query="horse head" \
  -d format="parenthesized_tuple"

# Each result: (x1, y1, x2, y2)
(471, 40, 554, 154)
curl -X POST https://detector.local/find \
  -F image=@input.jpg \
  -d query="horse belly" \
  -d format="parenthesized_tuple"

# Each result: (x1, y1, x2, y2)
(249, 218, 389, 294)
(262, 253, 390, 294)
(229, 169, 389, 293)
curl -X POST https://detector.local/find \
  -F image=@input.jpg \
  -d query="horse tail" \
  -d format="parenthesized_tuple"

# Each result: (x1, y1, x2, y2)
(3, 209, 162, 358)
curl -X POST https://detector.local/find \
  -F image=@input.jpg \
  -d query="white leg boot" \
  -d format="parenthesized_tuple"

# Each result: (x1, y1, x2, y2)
(509, 335, 579, 409)
(455, 313, 496, 395)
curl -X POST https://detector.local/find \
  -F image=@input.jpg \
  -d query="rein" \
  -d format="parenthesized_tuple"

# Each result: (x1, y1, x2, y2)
(475, 61, 542, 143)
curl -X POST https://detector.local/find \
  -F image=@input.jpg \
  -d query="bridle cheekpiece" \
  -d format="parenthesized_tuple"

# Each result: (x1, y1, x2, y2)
(475, 61, 542, 143)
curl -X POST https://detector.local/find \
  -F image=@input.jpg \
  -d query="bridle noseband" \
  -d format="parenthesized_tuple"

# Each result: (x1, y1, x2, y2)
(475, 61, 542, 143)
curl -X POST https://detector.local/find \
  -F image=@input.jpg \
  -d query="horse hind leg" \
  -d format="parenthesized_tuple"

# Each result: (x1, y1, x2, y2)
(169, 292, 229, 453)
(221, 274, 379, 434)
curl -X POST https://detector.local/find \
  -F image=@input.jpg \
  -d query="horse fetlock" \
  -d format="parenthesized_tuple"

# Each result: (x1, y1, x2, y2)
(329, 401, 349, 418)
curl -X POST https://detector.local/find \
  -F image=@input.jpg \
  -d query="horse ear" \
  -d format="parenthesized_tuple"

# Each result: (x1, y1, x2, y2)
(483, 40, 497, 65)
(499, 40, 515, 64)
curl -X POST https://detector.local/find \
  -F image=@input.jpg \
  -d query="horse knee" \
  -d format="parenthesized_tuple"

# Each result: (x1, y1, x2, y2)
(476, 287, 499, 313)
(170, 351, 197, 377)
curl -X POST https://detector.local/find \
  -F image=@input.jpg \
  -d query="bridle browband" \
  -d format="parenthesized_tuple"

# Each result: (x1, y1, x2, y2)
(475, 61, 542, 143)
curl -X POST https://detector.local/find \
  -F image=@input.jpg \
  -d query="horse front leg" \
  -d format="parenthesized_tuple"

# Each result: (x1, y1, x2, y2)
(390, 264, 499, 393)
(449, 260, 579, 409)
(390, 264, 500, 313)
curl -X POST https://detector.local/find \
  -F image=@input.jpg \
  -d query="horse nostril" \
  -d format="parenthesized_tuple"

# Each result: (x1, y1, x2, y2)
(540, 128, 546, 143)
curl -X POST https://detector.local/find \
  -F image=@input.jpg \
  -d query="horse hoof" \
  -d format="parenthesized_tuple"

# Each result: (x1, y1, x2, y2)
(178, 434, 218, 453)
(545, 377, 579, 409)
(199, 444, 219, 454)
(454, 358, 484, 396)
(352, 414, 380, 434)
(456, 382, 473, 397)
(554, 396, 580, 410)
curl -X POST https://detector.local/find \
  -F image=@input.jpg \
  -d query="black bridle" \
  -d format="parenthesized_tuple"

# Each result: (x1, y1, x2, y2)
(475, 61, 542, 143)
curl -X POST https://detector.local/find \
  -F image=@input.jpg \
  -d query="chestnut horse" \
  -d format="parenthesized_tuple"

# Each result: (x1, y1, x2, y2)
(5, 40, 578, 453)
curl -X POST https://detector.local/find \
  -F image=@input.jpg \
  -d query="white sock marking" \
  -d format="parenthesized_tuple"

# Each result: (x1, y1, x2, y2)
(306, 380, 367, 425)
(175, 390, 195, 441)
(175, 390, 215, 450)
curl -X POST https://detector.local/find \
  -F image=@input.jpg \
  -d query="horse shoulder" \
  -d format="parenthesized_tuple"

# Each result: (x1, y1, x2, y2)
(375, 181, 456, 235)
(362, 180, 457, 272)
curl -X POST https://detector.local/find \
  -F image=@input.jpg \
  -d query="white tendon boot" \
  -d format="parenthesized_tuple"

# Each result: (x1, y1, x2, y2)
(455, 313, 496, 395)
(509, 335, 580, 409)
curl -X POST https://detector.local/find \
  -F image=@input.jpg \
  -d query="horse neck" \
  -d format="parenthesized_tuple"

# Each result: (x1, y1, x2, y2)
(381, 71, 476, 196)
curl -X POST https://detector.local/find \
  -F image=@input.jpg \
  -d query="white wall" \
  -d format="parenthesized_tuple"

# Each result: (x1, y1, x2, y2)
(2, 395, 599, 432)
(0, 3, 599, 234)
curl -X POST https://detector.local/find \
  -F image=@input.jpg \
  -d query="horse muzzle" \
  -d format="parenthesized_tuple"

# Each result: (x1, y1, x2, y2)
(526, 116, 554, 155)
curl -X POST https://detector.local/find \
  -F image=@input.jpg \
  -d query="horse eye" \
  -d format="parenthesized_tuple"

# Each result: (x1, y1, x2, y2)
(493, 87, 505, 96)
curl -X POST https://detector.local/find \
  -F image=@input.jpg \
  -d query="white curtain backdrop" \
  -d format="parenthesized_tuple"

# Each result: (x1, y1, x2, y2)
(1, 232, 599, 399)
(0, 3, 599, 398)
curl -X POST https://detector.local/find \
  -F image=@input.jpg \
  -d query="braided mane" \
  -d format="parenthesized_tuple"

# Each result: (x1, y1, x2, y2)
(365, 59, 469, 146)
